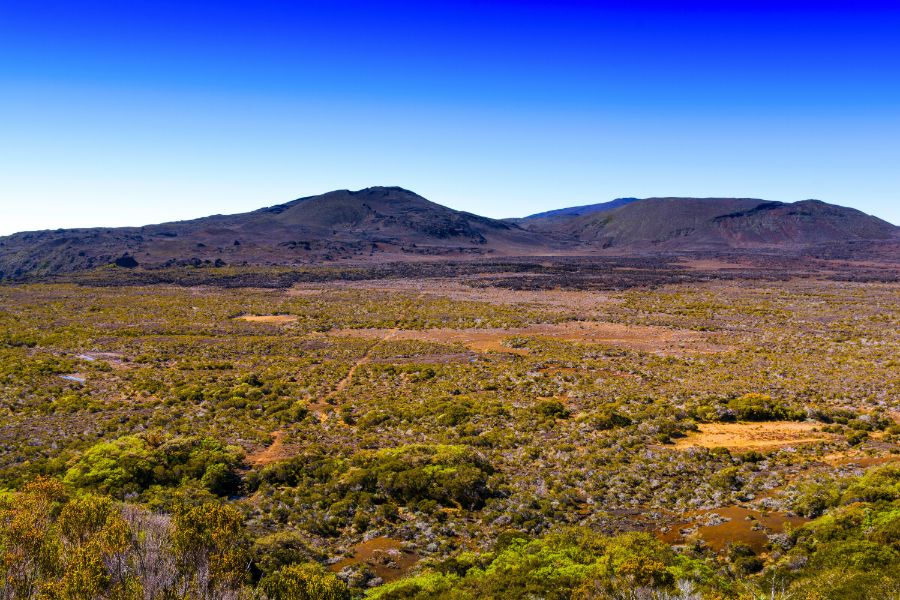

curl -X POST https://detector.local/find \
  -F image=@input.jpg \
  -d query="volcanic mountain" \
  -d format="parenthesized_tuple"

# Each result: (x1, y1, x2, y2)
(520, 197, 898, 251)
(0, 189, 896, 280)
(0, 187, 560, 279)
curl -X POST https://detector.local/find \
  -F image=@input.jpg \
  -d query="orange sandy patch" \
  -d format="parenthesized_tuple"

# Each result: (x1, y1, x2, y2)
(674, 421, 832, 451)
(330, 321, 725, 356)
(235, 314, 298, 324)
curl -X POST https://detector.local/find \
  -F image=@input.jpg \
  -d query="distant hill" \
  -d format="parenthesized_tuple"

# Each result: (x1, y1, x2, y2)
(521, 198, 639, 221)
(0, 189, 896, 280)
(550, 197, 897, 250)
(508, 198, 639, 231)
(0, 187, 560, 279)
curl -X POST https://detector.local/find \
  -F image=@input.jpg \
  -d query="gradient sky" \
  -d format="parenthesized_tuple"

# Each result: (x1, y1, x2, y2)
(1, 0, 899, 235)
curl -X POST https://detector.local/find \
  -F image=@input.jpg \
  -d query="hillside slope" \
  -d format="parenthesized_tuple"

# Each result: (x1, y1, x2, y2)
(510, 198, 639, 230)
(552, 197, 897, 250)
(0, 187, 560, 279)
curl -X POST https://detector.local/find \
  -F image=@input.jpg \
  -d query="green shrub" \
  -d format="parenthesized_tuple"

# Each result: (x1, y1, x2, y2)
(258, 563, 350, 600)
(64, 434, 244, 498)
(726, 393, 802, 421)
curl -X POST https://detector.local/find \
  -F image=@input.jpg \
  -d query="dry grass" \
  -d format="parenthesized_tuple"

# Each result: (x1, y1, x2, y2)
(674, 421, 833, 450)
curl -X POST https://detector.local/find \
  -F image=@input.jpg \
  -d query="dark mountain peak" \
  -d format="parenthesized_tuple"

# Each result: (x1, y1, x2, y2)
(0, 187, 556, 279)
(258, 186, 423, 214)
(304, 186, 422, 201)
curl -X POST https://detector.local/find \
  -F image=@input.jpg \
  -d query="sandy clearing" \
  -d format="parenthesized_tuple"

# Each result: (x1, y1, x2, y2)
(329, 320, 726, 356)
(235, 314, 298, 324)
(674, 421, 832, 451)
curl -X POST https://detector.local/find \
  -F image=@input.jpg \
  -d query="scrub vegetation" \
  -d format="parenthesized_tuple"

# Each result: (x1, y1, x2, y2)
(0, 269, 897, 598)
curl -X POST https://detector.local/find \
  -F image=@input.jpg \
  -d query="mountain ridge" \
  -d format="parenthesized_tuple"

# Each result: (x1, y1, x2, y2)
(549, 196, 897, 250)
(1, 188, 896, 280)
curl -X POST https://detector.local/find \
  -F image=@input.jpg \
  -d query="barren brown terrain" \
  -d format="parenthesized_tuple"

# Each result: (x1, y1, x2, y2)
(673, 422, 834, 450)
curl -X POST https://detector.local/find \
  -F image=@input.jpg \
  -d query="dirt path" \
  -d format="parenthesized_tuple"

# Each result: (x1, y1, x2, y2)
(250, 326, 401, 460)
(309, 328, 399, 419)
(330, 328, 398, 399)
(247, 430, 287, 466)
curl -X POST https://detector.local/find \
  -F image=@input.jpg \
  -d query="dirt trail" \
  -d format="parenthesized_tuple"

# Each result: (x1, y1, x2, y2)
(329, 328, 398, 400)
(308, 328, 399, 420)
(251, 323, 402, 459)
(247, 430, 287, 466)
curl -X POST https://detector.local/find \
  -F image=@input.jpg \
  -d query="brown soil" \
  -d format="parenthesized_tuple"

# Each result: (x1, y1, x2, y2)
(659, 506, 807, 553)
(235, 314, 298, 324)
(330, 320, 725, 356)
(330, 537, 419, 582)
(674, 422, 832, 451)
(247, 430, 290, 466)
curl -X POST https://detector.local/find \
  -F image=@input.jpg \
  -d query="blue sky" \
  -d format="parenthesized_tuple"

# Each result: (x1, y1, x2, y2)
(1, 0, 899, 235)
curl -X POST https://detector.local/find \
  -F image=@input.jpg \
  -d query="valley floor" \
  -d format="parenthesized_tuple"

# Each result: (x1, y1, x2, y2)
(0, 259, 897, 598)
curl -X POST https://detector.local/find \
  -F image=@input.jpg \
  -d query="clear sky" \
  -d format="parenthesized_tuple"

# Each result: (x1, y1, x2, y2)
(1, 0, 899, 235)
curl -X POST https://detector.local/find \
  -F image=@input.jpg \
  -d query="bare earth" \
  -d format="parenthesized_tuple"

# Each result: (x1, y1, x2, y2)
(246, 430, 289, 466)
(674, 422, 833, 450)
(329, 320, 725, 356)
(235, 315, 298, 324)
(329, 537, 419, 583)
